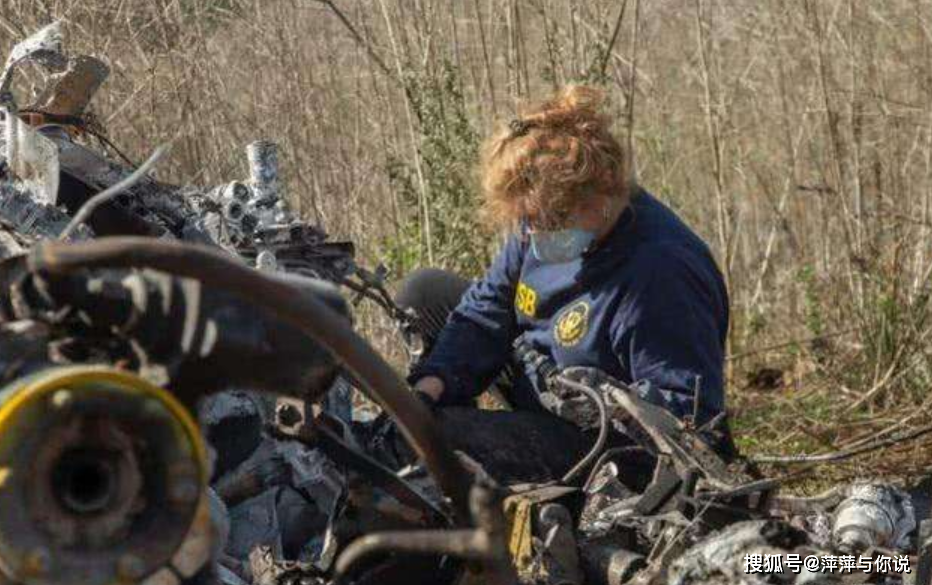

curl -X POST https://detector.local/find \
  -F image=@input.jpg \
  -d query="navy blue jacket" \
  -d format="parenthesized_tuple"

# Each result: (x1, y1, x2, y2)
(410, 190, 729, 425)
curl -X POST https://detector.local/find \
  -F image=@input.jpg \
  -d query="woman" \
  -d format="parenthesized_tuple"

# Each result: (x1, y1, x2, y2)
(399, 85, 730, 479)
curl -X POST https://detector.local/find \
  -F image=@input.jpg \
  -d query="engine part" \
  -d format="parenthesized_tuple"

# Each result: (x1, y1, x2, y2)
(0, 181, 92, 241)
(831, 483, 915, 553)
(272, 400, 445, 527)
(0, 22, 67, 98)
(666, 520, 812, 585)
(504, 485, 581, 582)
(30, 53, 109, 118)
(534, 503, 584, 585)
(0, 365, 210, 585)
(2, 107, 60, 203)
(247, 141, 281, 209)
(333, 481, 517, 585)
(26, 236, 473, 524)
(579, 542, 645, 585)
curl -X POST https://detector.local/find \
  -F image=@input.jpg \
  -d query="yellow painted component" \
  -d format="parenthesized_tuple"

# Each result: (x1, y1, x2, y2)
(505, 496, 536, 576)
(0, 366, 207, 482)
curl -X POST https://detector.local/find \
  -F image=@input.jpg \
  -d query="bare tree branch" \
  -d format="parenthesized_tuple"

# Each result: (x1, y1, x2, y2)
(307, 0, 397, 83)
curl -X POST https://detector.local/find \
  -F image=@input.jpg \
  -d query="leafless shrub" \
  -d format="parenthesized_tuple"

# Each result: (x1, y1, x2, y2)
(4, 0, 932, 473)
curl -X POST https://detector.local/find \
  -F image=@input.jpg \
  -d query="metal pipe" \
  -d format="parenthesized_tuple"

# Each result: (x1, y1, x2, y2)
(246, 141, 280, 202)
(28, 237, 472, 524)
(335, 529, 487, 571)
(335, 482, 515, 585)
(554, 375, 609, 485)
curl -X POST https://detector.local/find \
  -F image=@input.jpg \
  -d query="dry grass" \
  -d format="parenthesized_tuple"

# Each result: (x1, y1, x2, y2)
(3, 0, 932, 485)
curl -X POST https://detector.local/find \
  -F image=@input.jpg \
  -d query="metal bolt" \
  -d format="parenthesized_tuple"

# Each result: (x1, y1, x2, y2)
(23, 547, 51, 576)
(50, 389, 72, 410)
(232, 182, 250, 201)
(116, 554, 147, 581)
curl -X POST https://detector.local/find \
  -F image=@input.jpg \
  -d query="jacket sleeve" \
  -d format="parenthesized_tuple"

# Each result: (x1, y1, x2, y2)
(408, 237, 524, 406)
(608, 243, 729, 425)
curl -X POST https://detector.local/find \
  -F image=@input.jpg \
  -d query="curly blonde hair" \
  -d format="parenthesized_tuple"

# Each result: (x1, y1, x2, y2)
(480, 85, 630, 230)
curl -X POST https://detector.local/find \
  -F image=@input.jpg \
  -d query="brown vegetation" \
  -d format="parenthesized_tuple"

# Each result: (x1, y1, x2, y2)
(3, 0, 932, 483)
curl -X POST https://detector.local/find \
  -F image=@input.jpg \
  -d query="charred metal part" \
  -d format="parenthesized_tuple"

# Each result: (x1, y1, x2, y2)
(0, 264, 348, 406)
(633, 456, 683, 516)
(244, 226, 356, 282)
(579, 542, 645, 585)
(0, 23, 67, 98)
(334, 481, 517, 585)
(31, 54, 109, 117)
(603, 385, 734, 485)
(51, 136, 208, 238)
(533, 503, 584, 585)
(579, 462, 639, 538)
(247, 141, 282, 206)
(831, 483, 915, 553)
(0, 219, 33, 257)
(583, 447, 646, 494)
(215, 441, 296, 507)
(59, 144, 170, 240)
(271, 401, 446, 527)
(422, 407, 594, 486)
(0, 365, 210, 585)
(26, 236, 473, 524)
(0, 182, 92, 241)
(917, 519, 932, 585)
(247, 547, 326, 585)
(225, 486, 329, 569)
(666, 520, 812, 585)
(505, 485, 582, 582)
(2, 110, 61, 202)
(200, 392, 264, 480)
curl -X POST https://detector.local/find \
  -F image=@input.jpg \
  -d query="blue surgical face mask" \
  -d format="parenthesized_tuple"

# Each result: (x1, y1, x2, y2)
(529, 228, 596, 263)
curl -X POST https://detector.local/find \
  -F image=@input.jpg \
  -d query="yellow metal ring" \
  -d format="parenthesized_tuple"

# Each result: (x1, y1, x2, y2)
(0, 365, 207, 482)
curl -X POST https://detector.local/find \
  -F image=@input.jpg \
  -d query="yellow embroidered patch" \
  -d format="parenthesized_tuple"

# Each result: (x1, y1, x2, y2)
(515, 282, 537, 318)
(554, 301, 590, 347)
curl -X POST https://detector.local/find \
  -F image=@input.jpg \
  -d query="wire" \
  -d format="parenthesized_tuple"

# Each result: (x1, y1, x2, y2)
(89, 129, 138, 168)
(554, 375, 610, 484)
(18, 108, 138, 167)
(750, 420, 932, 464)
(58, 145, 168, 240)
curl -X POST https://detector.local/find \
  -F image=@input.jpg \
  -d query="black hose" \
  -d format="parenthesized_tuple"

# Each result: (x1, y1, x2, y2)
(554, 375, 609, 485)
(28, 237, 472, 525)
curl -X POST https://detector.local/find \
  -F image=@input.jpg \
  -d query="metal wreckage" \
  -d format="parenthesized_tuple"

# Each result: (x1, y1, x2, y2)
(0, 22, 930, 585)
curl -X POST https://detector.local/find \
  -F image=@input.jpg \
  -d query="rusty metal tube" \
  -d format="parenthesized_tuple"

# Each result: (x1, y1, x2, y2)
(335, 482, 516, 585)
(334, 529, 487, 573)
(554, 375, 609, 485)
(28, 237, 472, 524)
